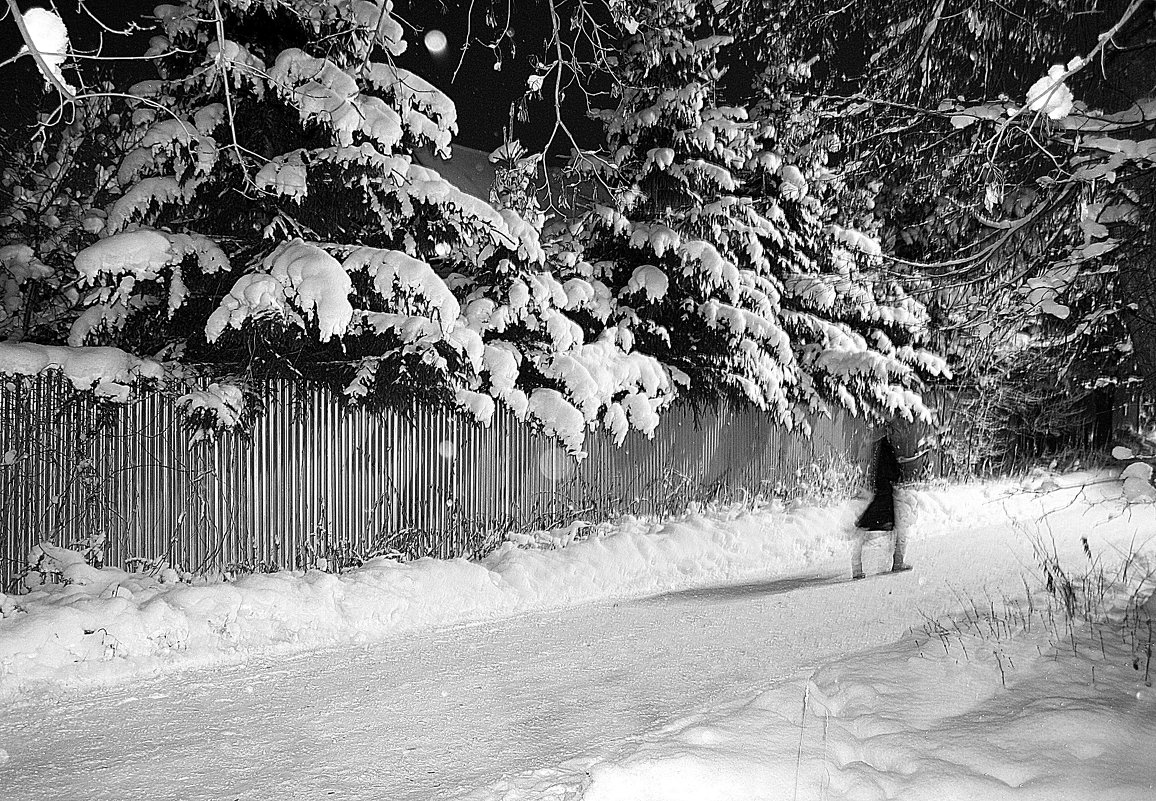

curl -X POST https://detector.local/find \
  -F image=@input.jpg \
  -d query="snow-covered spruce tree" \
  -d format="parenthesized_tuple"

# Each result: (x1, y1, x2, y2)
(750, 44, 953, 421)
(558, 0, 945, 428)
(44, 0, 662, 450)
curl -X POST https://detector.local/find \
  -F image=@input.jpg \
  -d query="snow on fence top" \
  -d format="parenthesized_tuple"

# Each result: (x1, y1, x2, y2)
(0, 342, 163, 402)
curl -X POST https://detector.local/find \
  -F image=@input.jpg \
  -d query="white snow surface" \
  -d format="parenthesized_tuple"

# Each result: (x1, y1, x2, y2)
(1, 473, 1154, 800)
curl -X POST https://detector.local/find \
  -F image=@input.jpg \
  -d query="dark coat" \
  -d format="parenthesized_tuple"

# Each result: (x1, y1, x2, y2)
(856, 438, 901, 531)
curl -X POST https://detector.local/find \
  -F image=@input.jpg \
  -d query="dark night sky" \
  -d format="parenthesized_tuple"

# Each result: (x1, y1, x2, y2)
(0, 1, 597, 154)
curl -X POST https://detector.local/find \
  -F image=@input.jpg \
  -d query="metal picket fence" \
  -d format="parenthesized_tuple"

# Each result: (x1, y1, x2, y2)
(1, 373, 873, 590)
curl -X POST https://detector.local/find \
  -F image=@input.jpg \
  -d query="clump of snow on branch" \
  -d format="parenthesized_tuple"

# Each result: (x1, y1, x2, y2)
(538, 334, 674, 444)
(455, 387, 496, 424)
(255, 157, 309, 202)
(345, 247, 460, 329)
(17, 7, 73, 93)
(825, 224, 883, 259)
(0, 342, 163, 402)
(526, 388, 588, 455)
(1025, 60, 1080, 121)
(206, 240, 353, 343)
(176, 382, 247, 439)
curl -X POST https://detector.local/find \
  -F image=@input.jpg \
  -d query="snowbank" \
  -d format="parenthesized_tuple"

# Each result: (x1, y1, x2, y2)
(0, 475, 1124, 701)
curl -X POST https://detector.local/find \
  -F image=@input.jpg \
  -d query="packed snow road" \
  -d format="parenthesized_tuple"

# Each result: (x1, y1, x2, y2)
(1, 481, 1149, 800)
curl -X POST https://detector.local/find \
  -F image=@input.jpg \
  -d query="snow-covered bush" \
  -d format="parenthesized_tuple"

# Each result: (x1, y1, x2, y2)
(21, 539, 108, 591)
(505, 520, 597, 551)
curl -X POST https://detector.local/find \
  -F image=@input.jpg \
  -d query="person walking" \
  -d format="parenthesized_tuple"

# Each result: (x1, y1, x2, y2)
(851, 435, 912, 579)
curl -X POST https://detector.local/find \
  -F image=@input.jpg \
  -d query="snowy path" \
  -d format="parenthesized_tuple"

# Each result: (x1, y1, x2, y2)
(5, 496, 1138, 801)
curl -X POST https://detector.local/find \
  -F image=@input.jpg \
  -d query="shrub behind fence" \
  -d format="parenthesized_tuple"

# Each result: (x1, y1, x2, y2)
(1, 374, 877, 590)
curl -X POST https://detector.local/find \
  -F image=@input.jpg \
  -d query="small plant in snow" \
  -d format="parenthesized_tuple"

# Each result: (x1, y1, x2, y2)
(1030, 524, 1155, 678)
(20, 538, 191, 591)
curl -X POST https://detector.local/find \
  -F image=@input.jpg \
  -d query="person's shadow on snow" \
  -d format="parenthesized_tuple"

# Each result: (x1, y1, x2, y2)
(640, 573, 848, 603)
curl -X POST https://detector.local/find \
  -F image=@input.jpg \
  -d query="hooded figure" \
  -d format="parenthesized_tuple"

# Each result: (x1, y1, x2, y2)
(852, 436, 911, 579)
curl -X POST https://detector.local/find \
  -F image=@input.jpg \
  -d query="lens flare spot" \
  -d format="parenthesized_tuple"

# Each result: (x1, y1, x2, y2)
(424, 29, 447, 55)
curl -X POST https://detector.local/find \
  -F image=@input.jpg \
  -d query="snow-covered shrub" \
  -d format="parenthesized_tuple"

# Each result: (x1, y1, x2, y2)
(505, 520, 596, 551)
(294, 535, 375, 574)
(175, 380, 251, 441)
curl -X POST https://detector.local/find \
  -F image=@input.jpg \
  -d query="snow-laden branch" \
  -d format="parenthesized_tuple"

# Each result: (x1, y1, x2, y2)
(4, 2, 75, 100)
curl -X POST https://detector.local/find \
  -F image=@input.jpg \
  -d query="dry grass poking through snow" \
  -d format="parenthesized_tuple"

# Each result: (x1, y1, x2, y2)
(914, 521, 1155, 692)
